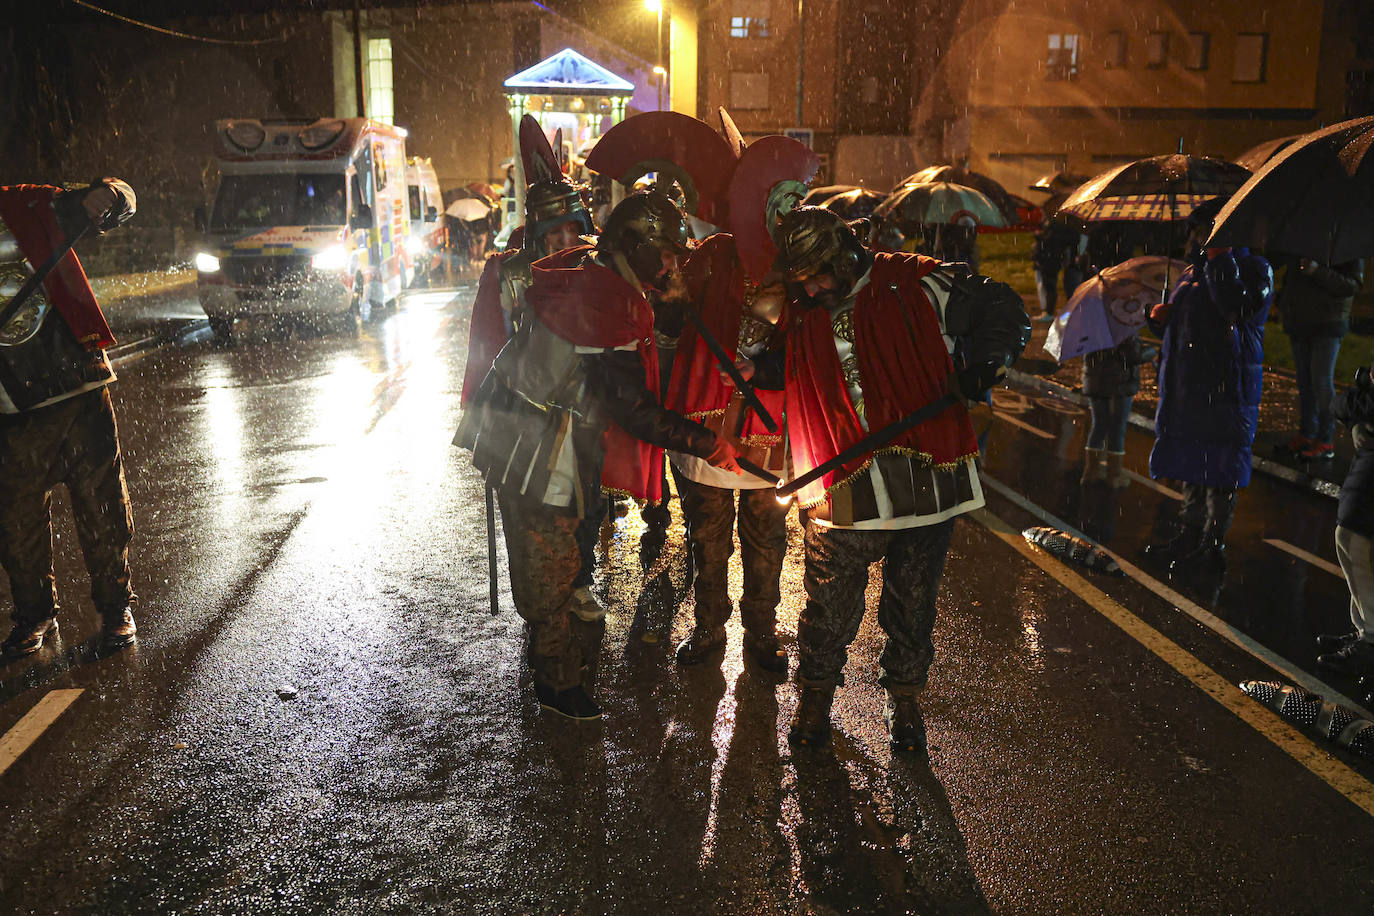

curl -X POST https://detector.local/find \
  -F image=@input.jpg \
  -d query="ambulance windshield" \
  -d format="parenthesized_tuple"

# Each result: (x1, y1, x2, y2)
(211, 174, 346, 230)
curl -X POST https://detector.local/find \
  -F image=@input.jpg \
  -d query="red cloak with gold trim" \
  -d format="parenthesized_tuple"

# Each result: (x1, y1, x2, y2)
(524, 245, 666, 502)
(785, 252, 979, 508)
(0, 185, 116, 349)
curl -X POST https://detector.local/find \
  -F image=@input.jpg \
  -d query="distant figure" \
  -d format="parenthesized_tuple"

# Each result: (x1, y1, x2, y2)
(1032, 220, 1085, 322)
(1322, 364, 1374, 676)
(1080, 332, 1155, 488)
(1274, 256, 1365, 461)
(1145, 198, 1274, 572)
(0, 178, 140, 660)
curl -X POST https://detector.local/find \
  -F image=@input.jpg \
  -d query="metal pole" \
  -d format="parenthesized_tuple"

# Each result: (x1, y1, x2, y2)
(657, 5, 665, 110)
(352, 0, 365, 118)
(794, 0, 804, 125)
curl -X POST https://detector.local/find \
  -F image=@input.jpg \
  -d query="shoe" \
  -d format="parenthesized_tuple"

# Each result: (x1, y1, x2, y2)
(675, 624, 727, 665)
(1317, 630, 1362, 652)
(534, 683, 603, 720)
(1034, 313, 1055, 323)
(884, 689, 928, 755)
(1080, 447, 1106, 484)
(569, 587, 605, 622)
(1170, 538, 1226, 574)
(1105, 452, 1131, 490)
(1143, 526, 1203, 562)
(1317, 639, 1374, 677)
(1276, 434, 1313, 456)
(99, 607, 137, 652)
(743, 631, 789, 674)
(2, 618, 58, 659)
(1299, 441, 1335, 461)
(787, 679, 836, 747)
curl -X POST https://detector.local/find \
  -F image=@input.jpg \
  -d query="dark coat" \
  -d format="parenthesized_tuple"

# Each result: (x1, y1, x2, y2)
(1081, 333, 1154, 399)
(1335, 382, 1374, 536)
(1149, 249, 1274, 488)
(1277, 257, 1364, 339)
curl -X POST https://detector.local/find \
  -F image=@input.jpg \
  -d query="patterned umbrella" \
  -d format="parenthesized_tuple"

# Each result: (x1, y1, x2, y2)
(892, 165, 1032, 227)
(1058, 154, 1251, 223)
(872, 181, 1008, 229)
(1045, 256, 1187, 362)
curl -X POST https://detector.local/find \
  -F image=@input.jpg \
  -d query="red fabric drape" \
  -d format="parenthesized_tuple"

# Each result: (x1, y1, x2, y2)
(460, 251, 518, 406)
(785, 252, 978, 507)
(525, 246, 665, 502)
(0, 185, 115, 349)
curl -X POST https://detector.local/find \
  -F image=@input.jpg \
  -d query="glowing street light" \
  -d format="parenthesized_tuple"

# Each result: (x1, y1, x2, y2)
(645, 0, 667, 110)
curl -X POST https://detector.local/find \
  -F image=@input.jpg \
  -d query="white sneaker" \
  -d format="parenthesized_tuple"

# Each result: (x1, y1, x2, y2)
(570, 587, 606, 622)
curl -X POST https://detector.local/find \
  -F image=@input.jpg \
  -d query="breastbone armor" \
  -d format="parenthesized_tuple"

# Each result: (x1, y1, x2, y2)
(0, 218, 113, 411)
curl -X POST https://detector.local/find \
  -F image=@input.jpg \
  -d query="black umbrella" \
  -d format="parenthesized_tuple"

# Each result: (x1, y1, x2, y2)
(818, 187, 886, 221)
(1058, 154, 1251, 223)
(800, 184, 861, 207)
(1208, 116, 1374, 262)
(1233, 134, 1301, 172)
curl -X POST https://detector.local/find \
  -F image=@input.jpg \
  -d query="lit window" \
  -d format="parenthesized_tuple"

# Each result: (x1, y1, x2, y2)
(729, 71, 770, 110)
(1103, 31, 1126, 69)
(730, 0, 771, 38)
(365, 37, 394, 125)
(1185, 32, 1210, 70)
(1146, 31, 1169, 68)
(1234, 33, 1268, 83)
(1046, 33, 1080, 81)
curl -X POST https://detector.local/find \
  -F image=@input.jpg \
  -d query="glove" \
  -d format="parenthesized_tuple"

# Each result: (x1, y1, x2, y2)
(705, 435, 743, 475)
(954, 358, 1007, 402)
(1205, 248, 1240, 286)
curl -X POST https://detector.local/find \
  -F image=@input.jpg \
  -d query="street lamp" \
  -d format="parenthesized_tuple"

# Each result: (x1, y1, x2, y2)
(644, 0, 666, 111)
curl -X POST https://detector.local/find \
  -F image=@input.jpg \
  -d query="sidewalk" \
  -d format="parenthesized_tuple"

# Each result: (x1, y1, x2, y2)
(1009, 316, 1348, 500)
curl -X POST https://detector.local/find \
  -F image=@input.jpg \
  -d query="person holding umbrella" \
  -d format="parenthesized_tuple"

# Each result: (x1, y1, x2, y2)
(1143, 198, 1274, 572)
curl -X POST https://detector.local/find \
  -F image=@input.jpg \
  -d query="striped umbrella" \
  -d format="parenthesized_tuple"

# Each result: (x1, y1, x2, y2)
(873, 181, 1008, 229)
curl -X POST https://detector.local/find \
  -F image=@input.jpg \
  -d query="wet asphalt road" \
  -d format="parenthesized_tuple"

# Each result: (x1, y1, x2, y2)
(2, 284, 1374, 914)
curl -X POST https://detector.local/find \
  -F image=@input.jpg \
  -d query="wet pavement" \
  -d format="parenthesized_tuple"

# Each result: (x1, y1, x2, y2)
(1, 283, 1373, 913)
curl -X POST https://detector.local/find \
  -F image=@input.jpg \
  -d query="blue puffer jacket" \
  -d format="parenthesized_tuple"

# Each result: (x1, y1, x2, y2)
(1149, 248, 1273, 488)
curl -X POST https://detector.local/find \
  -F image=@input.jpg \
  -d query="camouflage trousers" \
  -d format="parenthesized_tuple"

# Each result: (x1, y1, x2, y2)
(497, 492, 591, 691)
(677, 475, 789, 634)
(0, 387, 135, 625)
(797, 517, 955, 688)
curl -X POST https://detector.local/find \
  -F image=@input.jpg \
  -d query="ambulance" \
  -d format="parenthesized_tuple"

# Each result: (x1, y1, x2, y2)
(194, 117, 410, 339)
(404, 156, 446, 285)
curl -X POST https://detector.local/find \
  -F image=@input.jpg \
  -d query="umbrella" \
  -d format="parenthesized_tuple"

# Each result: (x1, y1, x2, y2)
(819, 187, 885, 221)
(1233, 135, 1301, 172)
(891, 165, 1035, 226)
(1207, 116, 1374, 263)
(1058, 154, 1251, 223)
(1045, 256, 1187, 362)
(801, 184, 860, 207)
(1029, 171, 1090, 194)
(871, 181, 1008, 229)
(447, 198, 493, 221)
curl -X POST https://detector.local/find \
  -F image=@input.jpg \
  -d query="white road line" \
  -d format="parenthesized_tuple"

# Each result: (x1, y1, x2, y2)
(980, 473, 1374, 720)
(1125, 470, 1182, 500)
(994, 412, 1054, 440)
(0, 689, 84, 779)
(1264, 538, 1345, 579)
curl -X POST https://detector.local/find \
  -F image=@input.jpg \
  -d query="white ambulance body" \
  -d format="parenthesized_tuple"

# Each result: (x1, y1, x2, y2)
(195, 117, 410, 338)
(404, 157, 446, 284)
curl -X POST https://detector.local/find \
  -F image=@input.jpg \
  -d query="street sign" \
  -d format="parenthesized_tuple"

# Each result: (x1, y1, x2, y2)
(783, 127, 813, 149)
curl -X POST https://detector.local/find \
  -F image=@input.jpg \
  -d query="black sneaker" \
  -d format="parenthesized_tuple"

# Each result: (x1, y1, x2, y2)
(744, 631, 789, 675)
(885, 691, 928, 755)
(675, 624, 727, 665)
(534, 683, 603, 720)
(99, 607, 137, 653)
(1317, 640, 1374, 677)
(2, 618, 58, 659)
(1317, 630, 1362, 652)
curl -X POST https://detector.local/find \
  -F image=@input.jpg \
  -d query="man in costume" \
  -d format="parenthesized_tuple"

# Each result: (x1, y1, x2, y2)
(747, 207, 1029, 753)
(456, 191, 742, 720)
(0, 178, 140, 659)
(461, 116, 604, 622)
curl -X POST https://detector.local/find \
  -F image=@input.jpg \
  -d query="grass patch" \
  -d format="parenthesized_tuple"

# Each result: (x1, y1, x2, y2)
(979, 231, 1038, 302)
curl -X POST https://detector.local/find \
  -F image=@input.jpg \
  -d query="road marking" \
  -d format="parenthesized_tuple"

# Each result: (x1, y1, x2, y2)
(975, 508, 1374, 819)
(994, 412, 1054, 440)
(0, 689, 84, 779)
(981, 473, 1373, 718)
(1264, 538, 1345, 579)
(1125, 470, 1182, 500)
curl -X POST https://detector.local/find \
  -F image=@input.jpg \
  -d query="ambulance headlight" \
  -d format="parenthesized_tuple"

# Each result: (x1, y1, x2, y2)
(194, 251, 220, 273)
(406, 235, 425, 256)
(311, 245, 348, 271)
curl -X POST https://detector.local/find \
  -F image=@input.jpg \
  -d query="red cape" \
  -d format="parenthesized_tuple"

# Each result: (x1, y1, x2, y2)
(525, 246, 666, 502)
(461, 250, 519, 406)
(0, 185, 115, 349)
(785, 253, 978, 508)
(665, 233, 784, 446)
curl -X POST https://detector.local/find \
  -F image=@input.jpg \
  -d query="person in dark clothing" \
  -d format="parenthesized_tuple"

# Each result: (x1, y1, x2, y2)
(1319, 366, 1374, 675)
(1032, 220, 1085, 322)
(1144, 198, 1274, 572)
(0, 179, 140, 660)
(1080, 333, 1155, 487)
(456, 191, 742, 721)
(1274, 256, 1366, 461)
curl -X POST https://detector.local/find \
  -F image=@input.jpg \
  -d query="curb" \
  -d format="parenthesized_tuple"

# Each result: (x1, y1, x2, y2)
(108, 318, 211, 369)
(1005, 367, 1342, 502)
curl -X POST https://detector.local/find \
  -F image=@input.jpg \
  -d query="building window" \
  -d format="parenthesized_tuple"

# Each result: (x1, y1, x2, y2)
(1234, 32, 1268, 83)
(729, 71, 770, 110)
(1046, 33, 1080, 81)
(860, 75, 880, 105)
(1102, 31, 1127, 69)
(730, 0, 770, 38)
(1146, 31, 1169, 68)
(364, 36, 394, 125)
(1184, 32, 1210, 70)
